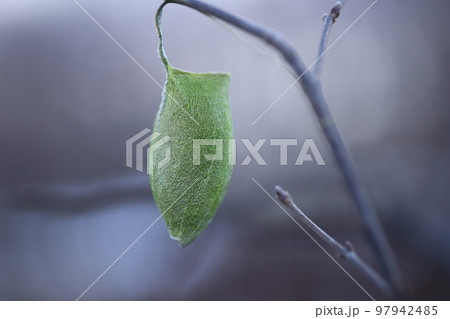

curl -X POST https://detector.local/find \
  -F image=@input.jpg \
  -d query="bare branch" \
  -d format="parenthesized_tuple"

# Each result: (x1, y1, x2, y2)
(315, 1, 345, 76)
(159, 0, 402, 294)
(275, 186, 397, 299)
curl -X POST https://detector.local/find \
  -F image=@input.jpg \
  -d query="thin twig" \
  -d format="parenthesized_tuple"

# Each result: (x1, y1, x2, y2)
(159, 0, 402, 295)
(275, 186, 396, 299)
(211, 17, 295, 77)
(315, 1, 345, 76)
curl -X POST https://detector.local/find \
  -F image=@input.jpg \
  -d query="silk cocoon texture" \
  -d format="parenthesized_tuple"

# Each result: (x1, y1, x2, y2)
(150, 4, 233, 246)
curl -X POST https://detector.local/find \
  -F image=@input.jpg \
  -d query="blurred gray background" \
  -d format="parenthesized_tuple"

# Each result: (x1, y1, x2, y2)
(0, 0, 449, 300)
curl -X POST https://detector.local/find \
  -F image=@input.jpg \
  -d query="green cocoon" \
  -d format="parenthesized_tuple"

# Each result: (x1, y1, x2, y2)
(150, 5, 233, 246)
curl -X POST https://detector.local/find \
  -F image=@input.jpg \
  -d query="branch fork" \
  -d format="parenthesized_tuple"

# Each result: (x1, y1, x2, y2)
(159, 0, 403, 299)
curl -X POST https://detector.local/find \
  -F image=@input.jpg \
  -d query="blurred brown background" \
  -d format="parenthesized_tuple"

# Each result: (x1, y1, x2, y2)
(0, 0, 449, 300)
